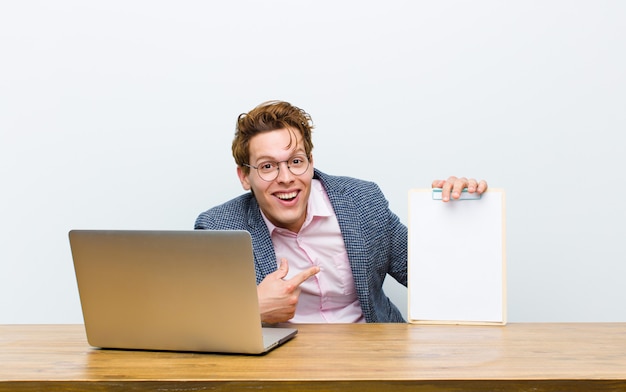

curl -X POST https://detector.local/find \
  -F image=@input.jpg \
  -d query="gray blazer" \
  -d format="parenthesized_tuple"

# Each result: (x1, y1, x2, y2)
(194, 169, 407, 322)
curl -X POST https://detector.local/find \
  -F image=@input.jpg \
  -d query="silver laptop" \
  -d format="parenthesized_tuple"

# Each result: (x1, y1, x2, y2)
(69, 229, 297, 354)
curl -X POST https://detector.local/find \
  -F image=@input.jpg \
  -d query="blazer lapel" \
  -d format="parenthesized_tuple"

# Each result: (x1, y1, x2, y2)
(245, 199, 279, 284)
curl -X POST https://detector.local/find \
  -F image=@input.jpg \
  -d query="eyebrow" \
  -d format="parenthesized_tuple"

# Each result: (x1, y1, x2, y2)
(253, 149, 307, 163)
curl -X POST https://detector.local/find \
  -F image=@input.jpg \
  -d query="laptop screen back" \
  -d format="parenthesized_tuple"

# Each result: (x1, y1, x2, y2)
(69, 229, 294, 354)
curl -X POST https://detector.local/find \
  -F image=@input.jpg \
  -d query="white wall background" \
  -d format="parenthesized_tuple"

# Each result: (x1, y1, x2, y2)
(1, 1, 625, 324)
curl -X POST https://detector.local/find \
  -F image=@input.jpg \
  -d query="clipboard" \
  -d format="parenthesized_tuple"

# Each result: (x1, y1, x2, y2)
(407, 188, 506, 325)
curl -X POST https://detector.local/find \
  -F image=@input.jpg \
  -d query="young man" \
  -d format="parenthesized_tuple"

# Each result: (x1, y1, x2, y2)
(195, 100, 488, 323)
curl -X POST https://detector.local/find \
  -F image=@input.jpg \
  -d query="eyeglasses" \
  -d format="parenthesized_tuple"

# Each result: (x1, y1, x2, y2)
(243, 155, 310, 182)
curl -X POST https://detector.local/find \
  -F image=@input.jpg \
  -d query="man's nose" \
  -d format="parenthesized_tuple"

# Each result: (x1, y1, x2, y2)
(275, 161, 294, 182)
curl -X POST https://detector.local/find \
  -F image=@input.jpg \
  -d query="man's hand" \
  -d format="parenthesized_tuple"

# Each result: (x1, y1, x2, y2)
(257, 258, 320, 324)
(432, 176, 488, 202)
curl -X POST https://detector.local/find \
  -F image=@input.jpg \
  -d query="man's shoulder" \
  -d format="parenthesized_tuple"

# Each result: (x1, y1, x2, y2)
(315, 169, 378, 189)
(194, 193, 257, 229)
(315, 169, 382, 196)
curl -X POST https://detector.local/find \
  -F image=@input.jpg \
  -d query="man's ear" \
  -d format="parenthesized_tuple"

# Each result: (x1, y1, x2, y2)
(237, 166, 251, 190)
(309, 154, 314, 176)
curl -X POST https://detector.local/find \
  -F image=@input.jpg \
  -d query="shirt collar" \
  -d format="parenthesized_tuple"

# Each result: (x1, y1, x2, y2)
(262, 179, 332, 234)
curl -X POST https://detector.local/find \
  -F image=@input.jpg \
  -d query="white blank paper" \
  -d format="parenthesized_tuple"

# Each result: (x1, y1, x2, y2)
(408, 189, 506, 325)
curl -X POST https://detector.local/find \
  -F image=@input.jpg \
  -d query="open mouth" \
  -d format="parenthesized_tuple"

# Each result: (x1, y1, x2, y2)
(275, 191, 298, 201)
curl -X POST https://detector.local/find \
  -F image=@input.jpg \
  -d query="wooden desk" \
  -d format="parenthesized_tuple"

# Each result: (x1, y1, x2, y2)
(1, 323, 625, 391)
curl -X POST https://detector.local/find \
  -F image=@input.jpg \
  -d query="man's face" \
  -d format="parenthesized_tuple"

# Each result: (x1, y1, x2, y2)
(237, 128, 314, 233)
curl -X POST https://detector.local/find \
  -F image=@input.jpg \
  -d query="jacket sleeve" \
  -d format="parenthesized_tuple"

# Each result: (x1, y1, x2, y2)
(355, 181, 408, 287)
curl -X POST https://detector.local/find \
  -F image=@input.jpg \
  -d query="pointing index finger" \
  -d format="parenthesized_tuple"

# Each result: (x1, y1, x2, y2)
(286, 266, 320, 287)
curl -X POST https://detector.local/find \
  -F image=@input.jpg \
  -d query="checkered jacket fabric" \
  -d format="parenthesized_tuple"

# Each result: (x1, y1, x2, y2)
(194, 169, 407, 322)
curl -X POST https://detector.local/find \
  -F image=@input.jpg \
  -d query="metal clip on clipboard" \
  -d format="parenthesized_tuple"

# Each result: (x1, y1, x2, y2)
(431, 188, 483, 201)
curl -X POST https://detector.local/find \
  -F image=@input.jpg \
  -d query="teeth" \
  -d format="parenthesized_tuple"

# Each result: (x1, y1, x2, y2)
(276, 192, 297, 200)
